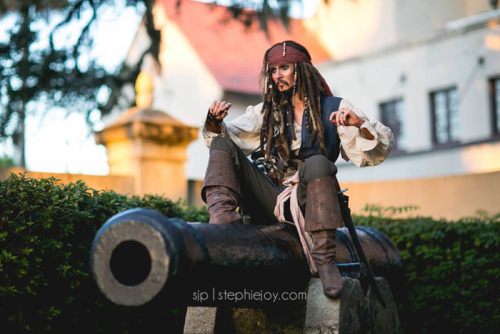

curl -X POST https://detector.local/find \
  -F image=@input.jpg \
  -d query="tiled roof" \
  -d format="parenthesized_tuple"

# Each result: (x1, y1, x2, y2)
(159, 0, 331, 94)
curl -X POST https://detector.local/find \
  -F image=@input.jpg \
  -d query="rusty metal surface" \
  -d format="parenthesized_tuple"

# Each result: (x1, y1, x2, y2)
(90, 208, 401, 307)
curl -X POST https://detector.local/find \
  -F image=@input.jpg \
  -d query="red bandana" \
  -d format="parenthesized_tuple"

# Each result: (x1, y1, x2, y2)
(267, 42, 311, 67)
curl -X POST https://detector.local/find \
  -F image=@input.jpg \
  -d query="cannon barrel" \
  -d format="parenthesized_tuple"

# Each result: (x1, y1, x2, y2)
(90, 208, 401, 307)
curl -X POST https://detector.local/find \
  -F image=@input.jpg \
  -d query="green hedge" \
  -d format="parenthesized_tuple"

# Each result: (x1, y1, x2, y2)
(0, 173, 207, 333)
(0, 173, 499, 333)
(355, 211, 500, 334)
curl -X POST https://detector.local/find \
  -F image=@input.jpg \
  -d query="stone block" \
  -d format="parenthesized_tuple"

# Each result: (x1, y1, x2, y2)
(184, 306, 217, 334)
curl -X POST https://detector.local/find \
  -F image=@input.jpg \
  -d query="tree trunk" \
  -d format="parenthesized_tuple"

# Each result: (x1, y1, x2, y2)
(19, 99, 26, 169)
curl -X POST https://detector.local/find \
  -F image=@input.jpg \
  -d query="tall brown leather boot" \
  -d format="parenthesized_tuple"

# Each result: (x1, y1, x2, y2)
(305, 176, 344, 298)
(310, 230, 343, 298)
(202, 150, 242, 224)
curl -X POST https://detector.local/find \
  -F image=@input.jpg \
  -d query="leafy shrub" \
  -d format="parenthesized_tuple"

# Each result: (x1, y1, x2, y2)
(0, 155, 15, 167)
(1, 173, 498, 333)
(355, 211, 500, 334)
(0, 173, 208, 333)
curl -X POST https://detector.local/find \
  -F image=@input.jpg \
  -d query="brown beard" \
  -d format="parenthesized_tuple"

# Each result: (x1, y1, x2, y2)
(277, 85, 294, 101)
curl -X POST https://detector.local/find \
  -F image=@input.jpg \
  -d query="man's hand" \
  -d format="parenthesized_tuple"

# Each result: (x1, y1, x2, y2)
(329, 108, 364, 128)
(206, 100, 231, 133)
(329, 108, 374, 140)
(209, 100, 231, 121)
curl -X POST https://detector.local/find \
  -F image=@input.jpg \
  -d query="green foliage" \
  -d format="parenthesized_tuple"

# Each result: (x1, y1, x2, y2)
(354, 210, 500, 334)
(0, 0, 300, 166)
(0, 173, 208, 333)
(0, 154, 15, 167)
(1, 174, 498, 333)
(0, 0, 158, 168)
(362, 203, 420, 218)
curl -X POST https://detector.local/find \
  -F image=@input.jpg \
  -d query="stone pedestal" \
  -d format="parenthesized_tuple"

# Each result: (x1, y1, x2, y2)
(184, 307, 218, 334)
(95, 72, 198, 200)
(95, 108, 198, 199)
(304, 278, 341, 333)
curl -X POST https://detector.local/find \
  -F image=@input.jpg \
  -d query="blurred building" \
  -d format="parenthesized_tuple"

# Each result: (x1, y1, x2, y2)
(121, 0, 330, 205)
(109, 0, 500, 218)
(310, 0, 500, 182)
(3, 0, 498, 219)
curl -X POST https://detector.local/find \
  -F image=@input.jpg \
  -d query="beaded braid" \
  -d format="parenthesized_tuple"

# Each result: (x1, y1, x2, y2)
(259, 41, 328, 161)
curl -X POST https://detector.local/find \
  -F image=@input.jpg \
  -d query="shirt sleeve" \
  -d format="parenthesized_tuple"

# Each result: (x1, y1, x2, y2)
(202, 103, 264, 156)
(337, 99, 395, 167)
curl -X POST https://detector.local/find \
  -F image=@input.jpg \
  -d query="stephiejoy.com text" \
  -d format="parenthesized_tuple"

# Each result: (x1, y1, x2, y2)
(193, 288, 307, 303)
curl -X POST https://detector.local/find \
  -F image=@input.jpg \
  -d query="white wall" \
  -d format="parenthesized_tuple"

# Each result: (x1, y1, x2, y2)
(395, 0, 491, 42)
(304, 0, 398, 60)
(317, 9, 500, 181)
(305, 0, 492, 61)
(336, 141, 500, 182)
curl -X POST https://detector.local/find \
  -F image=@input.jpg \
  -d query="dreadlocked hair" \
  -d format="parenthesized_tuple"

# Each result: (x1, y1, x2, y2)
(259, 41, 328, 160)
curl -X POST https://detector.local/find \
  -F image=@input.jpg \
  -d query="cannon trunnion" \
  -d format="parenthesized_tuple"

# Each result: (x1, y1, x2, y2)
(90, 208, 401, 307)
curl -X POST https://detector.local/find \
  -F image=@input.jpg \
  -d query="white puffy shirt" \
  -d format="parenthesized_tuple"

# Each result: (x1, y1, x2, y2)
(202, 98, 395, 167)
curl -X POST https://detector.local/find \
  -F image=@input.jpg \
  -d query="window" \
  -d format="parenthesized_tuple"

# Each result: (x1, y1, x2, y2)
(430, 87, 459, 145)
(490, 77, 500, 135)
(380, 98, 406, 151)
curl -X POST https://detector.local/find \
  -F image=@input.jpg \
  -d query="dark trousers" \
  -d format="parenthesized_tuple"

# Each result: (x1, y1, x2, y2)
(202, 137, 339, 224)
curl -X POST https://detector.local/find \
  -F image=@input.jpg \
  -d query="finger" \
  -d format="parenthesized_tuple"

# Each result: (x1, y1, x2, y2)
(218, 101, 229, 115)
(221, 102, 231, 117)
(329, 111, 338, 124)
(344, 110, 356, 126)
(212, 101, 223, 115)
(214, 101, 224, 115)
(218, 110, 228, 119)
(209, 101, 217, 113)
(347, 113, 356, 127)
(342, 112, 348, 126)
(340, 108, 352, 122)
(216, 111, 227, 120)
(220, 102, 231, 113)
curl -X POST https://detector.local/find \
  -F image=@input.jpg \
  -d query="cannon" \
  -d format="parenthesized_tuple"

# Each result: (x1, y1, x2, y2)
(90, 208, 401, 307)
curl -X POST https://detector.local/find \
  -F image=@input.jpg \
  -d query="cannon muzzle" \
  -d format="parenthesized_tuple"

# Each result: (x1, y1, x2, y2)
(90, 208, 401, 307)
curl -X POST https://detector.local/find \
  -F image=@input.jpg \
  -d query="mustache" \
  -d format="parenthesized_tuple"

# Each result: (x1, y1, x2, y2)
(278, 79, 289, 85)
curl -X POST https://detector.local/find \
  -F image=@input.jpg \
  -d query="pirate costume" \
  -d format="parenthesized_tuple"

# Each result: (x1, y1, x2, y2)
(201, 41, 394, 298)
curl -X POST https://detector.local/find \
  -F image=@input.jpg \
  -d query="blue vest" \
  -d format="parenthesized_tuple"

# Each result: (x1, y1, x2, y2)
(297, 96, 342, 163)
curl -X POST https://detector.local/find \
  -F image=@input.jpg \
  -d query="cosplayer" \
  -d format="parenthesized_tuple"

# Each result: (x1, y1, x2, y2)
(201, 41, 394, 298)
